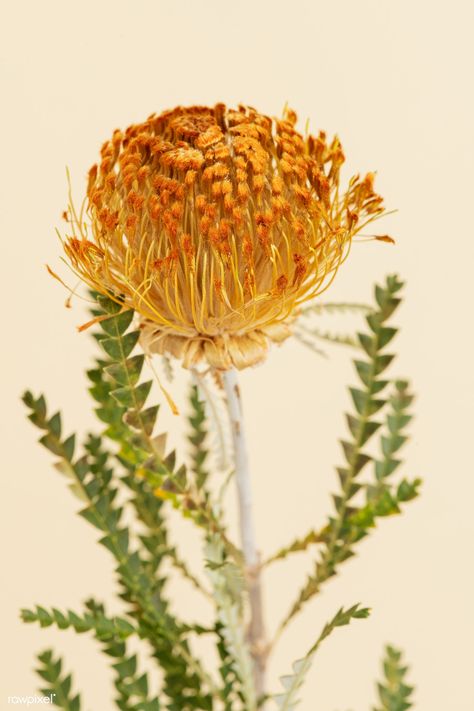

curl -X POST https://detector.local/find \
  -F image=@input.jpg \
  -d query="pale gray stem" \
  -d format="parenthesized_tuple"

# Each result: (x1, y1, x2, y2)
(223, 368, 268, 701)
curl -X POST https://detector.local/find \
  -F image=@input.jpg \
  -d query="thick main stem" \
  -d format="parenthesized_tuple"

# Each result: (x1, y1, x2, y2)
(223, 368, 267, 700)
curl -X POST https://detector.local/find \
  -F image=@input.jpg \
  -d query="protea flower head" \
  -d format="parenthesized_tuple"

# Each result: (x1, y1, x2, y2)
(63, 103, 389, 370)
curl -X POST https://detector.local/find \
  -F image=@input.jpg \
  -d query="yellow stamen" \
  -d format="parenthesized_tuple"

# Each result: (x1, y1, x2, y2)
(59, 103, 390, 370)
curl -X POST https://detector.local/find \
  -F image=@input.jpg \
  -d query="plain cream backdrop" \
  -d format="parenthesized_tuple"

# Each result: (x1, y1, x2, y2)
(1, 0, 473, 708)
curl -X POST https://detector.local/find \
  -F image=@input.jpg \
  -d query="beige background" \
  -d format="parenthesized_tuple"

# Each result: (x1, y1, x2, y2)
(1, 0, 473, 708)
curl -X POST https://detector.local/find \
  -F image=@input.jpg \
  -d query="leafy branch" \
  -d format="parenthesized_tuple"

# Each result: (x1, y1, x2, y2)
(110, 648, 161, 711)
(22, 391, 216, 710)
(28, 604, 161, 710)
(21, 604, 136, 640)
(36, 650, 81, 711)
(300, 302, 372, 316)
(188, 383, 210, 491)
(273, 604, 370, 711)
(276, 276, 420, 632)
(90, 295, 240, 565)
(262, 529, 323, 567)
(22, 274, 421, 711)
(122, 466, 211, 600)
(294, 325, 360, 351)
(294, 302, 373, 356)
(373, 645, 414, 711)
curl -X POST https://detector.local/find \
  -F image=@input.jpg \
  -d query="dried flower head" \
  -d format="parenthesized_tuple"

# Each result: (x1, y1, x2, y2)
(63, 104, 388, 370)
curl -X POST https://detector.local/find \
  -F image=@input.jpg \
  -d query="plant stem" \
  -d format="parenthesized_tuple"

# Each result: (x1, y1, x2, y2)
(222, 368, 268, 701)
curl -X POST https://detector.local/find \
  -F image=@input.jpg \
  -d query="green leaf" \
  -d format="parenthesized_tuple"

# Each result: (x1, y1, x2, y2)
(374, 354, 395, 375)
(104, 354, 145, 386)
(62, 434, 76, 461)
(188, 384, 210, 489)
(97, 294, 123, 314)
(381, 434, 407, 457)
(340, 441, 371, 475)
(141, 405, 160, 436)
(100, 337, 123, 360)
(39, 433, 65, 458)
(100, 331, 139, 360)
(273, 604, 369, 711)
(373, 644, 414, 711)
(113, 655, 137, 679)
(280, 275, 420, 633)
(376, 326, 397, 348)
(35, 649, 82, 711)
(358, 332, 377, 357)
(101, 310, 134, 337)
(397, 478, 421, 502)
(47, 412, 62, 438)
(112, 380, 152, 410)
(349, 388, 385, 416)
(120, 331, 141, 357)
(375, 458, 400, 480)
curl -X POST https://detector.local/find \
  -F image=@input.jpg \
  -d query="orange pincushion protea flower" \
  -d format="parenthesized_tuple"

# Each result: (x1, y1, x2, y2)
(63, 104, 388, 370)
